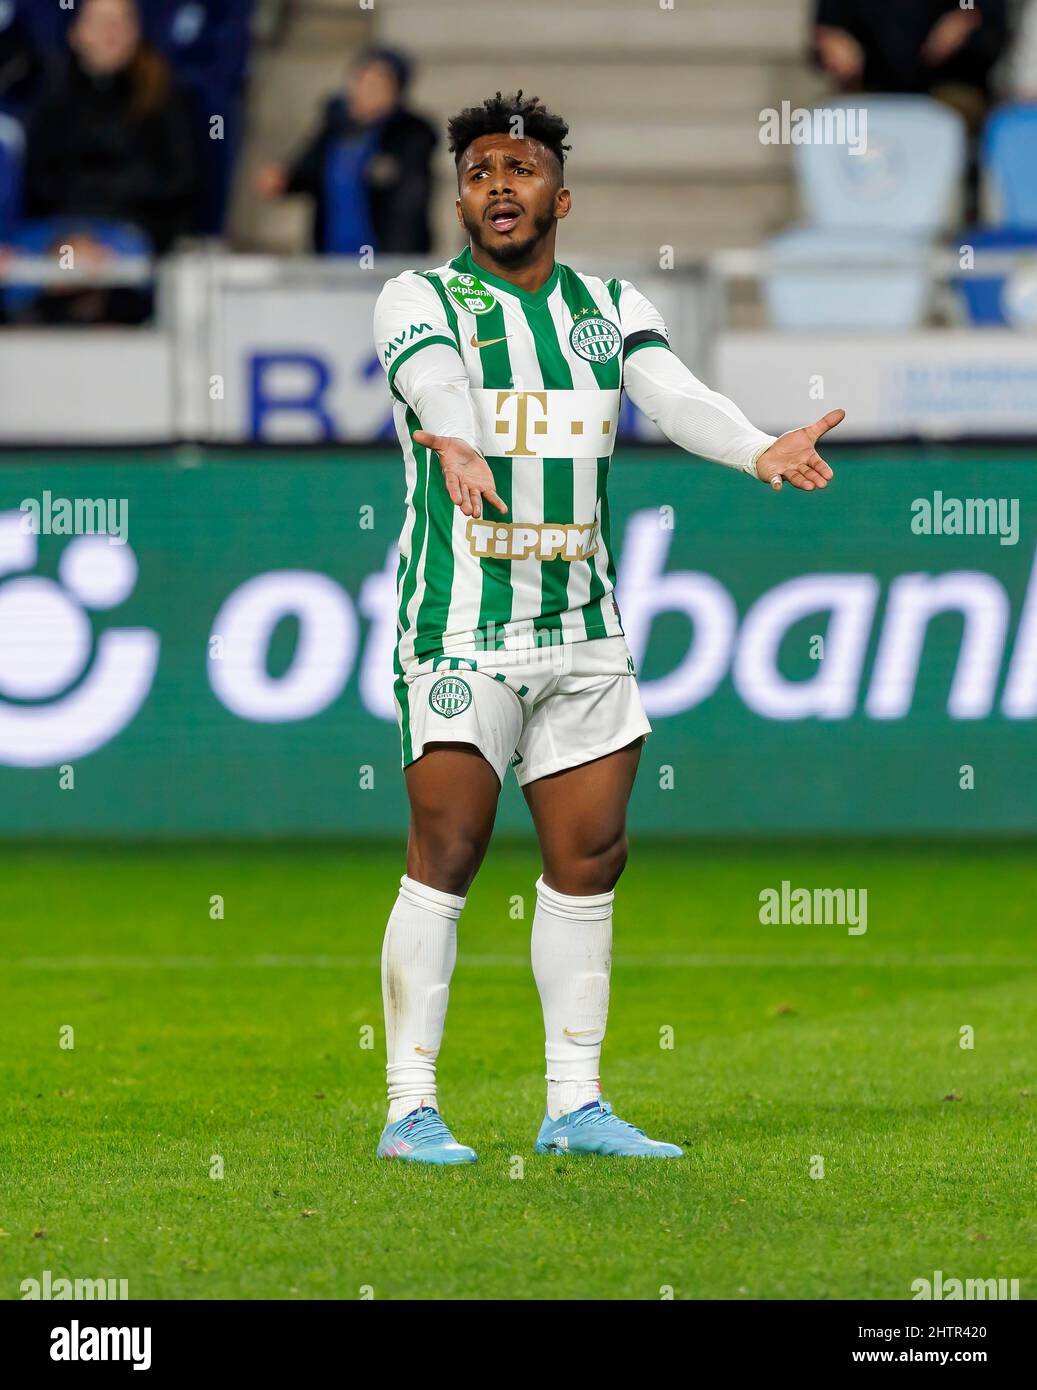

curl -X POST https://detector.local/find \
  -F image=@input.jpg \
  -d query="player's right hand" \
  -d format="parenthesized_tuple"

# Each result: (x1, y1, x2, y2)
(413, 431, 508, 520)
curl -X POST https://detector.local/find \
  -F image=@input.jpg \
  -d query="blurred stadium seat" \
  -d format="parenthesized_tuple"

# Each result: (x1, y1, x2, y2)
(764, 226, 932, 329)
(984, 101, 1037, 226)
(956, 102, 1037, 326)
(955, 225, 1037, 326)
(143, 0, 254, 234)
(792, 97, 967, 234)
(764, 97, 965, 329)
(1, 216, 152, 319)
(0, 110, 23, 239)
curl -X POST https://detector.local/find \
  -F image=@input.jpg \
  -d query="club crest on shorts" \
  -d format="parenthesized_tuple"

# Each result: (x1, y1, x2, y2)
(429, 674, 472, 718)
(445, 272, 496, 316)
(569, 314, 621, 363)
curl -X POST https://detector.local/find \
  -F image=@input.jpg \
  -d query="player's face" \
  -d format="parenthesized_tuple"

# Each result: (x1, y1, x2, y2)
(456, 134, 570, 266)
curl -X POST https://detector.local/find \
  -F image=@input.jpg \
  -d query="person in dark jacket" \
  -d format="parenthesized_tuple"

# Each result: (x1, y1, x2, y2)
(25, 0, 197, 253)
(18, 0, 197, 322)
(814, 0, 1009, 128)
(8, 0, 251, 235)
(256, 47, 437, 255)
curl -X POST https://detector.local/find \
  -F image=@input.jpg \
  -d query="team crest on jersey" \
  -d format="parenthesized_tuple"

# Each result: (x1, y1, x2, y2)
(445, 273, 496, 316)
(569, 314, 622, 363)
(429, 674, 473, 718)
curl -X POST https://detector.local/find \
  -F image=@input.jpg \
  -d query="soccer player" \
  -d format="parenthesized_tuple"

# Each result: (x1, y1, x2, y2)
(373, 93, 841, 1163)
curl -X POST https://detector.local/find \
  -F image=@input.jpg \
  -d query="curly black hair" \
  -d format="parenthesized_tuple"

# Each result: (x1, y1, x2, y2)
(447, 91, 571, 176)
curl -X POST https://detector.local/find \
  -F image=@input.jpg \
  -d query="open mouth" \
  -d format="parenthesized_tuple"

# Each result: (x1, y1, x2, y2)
(487, 203, 523, 234)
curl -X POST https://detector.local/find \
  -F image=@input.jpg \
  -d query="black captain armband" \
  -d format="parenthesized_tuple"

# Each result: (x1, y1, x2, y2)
(623, 329, 672, 360)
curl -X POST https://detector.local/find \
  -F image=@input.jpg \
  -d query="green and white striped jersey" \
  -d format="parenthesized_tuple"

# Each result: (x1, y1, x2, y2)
(374, 246, 672, 676)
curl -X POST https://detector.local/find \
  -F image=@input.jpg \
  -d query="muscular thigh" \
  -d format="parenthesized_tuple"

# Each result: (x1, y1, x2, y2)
(396, 665, 526, 894)
(404, 744, 502, 894)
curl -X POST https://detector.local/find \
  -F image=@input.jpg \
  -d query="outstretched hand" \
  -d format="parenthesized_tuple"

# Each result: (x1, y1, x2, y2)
(413, 431, 507, 520)
(755, 408, 845, 492)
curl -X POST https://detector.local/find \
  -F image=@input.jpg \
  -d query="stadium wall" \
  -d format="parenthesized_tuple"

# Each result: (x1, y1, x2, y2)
(1, 446, 1033, 838)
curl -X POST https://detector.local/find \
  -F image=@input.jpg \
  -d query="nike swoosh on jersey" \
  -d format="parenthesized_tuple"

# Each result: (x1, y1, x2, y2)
(470, 333, 510, 348)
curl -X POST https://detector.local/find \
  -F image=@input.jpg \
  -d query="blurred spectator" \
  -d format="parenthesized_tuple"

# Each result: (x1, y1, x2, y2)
(256, 48, 436, 255)
(19, 0, 196, 323)
(0, 0, 42, 117)
(8, 0, 251, 235)
(814, 0, 1009, 130)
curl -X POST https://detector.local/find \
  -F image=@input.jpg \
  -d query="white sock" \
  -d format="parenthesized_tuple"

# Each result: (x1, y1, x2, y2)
(531, 874, 614, 1121)
(381, 874, 464, 1124)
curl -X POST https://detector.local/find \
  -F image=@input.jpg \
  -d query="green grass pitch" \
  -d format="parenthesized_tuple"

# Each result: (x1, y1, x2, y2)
(1, 842, 1034, 1301)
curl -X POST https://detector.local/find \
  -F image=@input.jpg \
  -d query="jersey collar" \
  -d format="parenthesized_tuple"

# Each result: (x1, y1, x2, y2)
(450, 246, 560, 306)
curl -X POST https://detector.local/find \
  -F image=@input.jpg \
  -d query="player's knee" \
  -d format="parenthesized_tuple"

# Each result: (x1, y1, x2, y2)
(596, 831, 629, 891)
(553, 829, 628, 895)
(409, 823, 491, 896)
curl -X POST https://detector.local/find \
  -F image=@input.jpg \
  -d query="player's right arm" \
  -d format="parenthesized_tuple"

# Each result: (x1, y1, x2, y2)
(617, 279, 839, 493)
(373, 273, 507, 520)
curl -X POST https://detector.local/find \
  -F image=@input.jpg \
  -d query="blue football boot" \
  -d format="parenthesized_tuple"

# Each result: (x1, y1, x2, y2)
(535, 1100, 683, 1158)
(376, 1106, 477, 1164)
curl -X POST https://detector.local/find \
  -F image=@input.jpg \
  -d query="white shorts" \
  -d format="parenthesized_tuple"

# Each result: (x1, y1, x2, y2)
(394, 635, 652, 788)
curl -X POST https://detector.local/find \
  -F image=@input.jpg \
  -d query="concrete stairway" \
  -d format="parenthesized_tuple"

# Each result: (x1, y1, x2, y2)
(230, 0, 828, 261)
(378, 0, 826, 260)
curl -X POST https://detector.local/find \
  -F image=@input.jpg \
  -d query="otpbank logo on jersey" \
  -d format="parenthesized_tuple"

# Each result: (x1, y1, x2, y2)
(569, 313, 622, 364)
(445, 273, 496, 316)
(429, 674, 472, 718)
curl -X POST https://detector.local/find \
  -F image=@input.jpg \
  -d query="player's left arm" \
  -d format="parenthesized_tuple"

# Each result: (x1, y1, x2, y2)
(617, 281, 843, 492)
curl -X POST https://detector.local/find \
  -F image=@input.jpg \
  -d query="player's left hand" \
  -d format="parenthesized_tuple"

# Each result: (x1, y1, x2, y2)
(755, 408, 844, 492)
